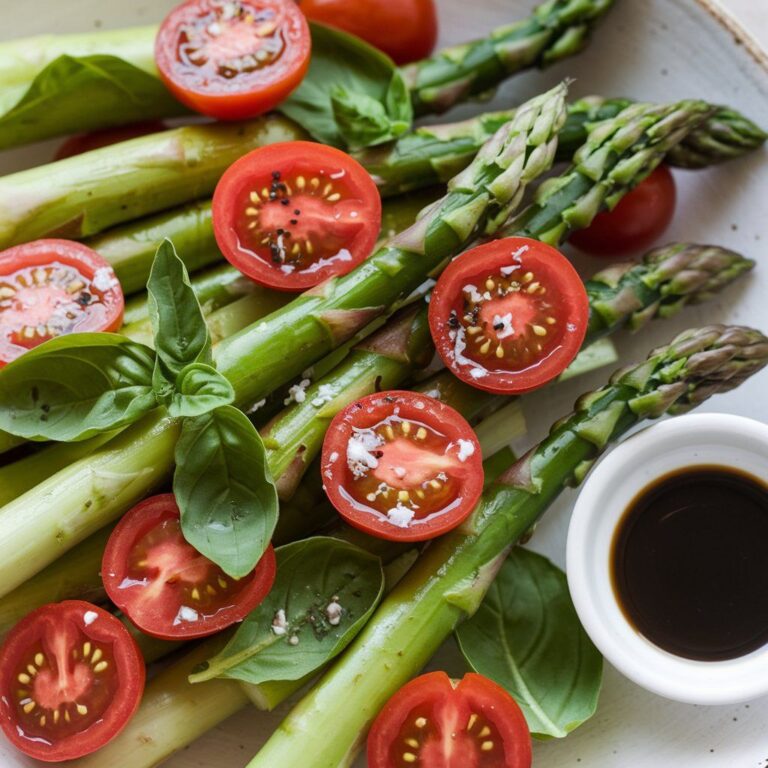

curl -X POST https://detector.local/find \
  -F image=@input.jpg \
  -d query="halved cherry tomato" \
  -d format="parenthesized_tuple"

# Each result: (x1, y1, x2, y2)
(570, 165, 677, 258)
(102, 494, 276, 640)
(0, 239, 124, 368)
(154, 0, 311, 120)
(429, 237, 589, 395)
(54, 121, 168, 160)
(321, 391, 483, 542)
(0, 601, 144, 762)
(368, 671, 532, 768)
(299, 0, 438, 65)
(213, 141, 382, 291)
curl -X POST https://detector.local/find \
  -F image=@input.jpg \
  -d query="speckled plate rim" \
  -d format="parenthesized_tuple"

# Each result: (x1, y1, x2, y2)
(695, 0, 768, 69)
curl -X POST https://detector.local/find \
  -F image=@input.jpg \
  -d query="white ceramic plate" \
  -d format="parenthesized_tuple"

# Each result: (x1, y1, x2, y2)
(0, 1, 766, 766)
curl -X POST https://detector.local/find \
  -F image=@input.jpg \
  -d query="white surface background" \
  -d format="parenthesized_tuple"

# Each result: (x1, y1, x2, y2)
(0, 1, 766, 767)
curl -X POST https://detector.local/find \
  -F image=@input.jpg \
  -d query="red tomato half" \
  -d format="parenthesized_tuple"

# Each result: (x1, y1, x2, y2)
(155, 0, 311, 120)
(213, 141, 382, 291)
(0, 601, 144, 762)
(429, 237, 589, 395)
(54, 121, 168, 160)
(368, 671, 532, 768)
(321, 391, 483, 542)
(570, 165, 677, 258)
(102, 494, 276, 640)
(299, 0, 438, 64)
(0, 239, 124, 368)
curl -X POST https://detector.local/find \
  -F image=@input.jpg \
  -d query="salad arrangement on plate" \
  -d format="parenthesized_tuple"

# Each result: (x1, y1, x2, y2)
(0, 0, 765, 765)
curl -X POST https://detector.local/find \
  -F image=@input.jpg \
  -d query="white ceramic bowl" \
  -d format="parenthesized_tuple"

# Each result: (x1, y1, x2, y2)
(567, 413, 768, 705)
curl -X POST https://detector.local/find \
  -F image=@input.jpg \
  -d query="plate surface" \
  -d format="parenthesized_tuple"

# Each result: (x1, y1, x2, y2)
(0, 0, 766, 766)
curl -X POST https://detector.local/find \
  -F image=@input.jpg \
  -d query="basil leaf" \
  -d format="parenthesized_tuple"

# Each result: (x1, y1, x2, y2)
(174, 405, 278, 579)
(167, 363, 235, 418)
(147, 239, 212, 388)
(0, 54, 185, 151)
(456, 548, 603, 739)
(189, 537, 384, 685)
(0, 333, 157, 441)
(279, 23, 413, 149)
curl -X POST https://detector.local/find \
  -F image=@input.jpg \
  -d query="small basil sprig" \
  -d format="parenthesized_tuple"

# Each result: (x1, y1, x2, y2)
(456, 547, 603, 739)
(0, 54, 186, 151)
(188, 537, 385, 685)
(280, 23, 413, 151)
(0, 238, 278, 577)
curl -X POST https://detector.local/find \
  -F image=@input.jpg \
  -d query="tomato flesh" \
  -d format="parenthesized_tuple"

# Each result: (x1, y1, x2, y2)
(570, 165, 677, 258)
(213, 141, 382, 291)
(368, 672, 532, 768)
(102, 494, 276, 640)
(321, 391, 483, 541)
(299, 0, 438, 65)
(0, 601, 144, 762)
(0, 239, 124, 367)
(155, 0, 311, 120)
(429, 238, 589, 394)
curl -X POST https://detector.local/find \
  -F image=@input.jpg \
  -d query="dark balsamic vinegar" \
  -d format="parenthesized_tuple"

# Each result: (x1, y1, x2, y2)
(611, 465, 768, 661)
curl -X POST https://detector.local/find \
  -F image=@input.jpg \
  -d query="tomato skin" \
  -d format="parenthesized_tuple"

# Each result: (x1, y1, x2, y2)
(429, 237, 589, 395)
(299, 0, 438, 64)
(155, 0, 311, 120)
(570, 165, 677, 258)
(321, 391, 483, 542)
(54, 121, 168, 160)
(368, 671, 532, 768)
(213, 141, 382, 291)
(0, 601, 144, 762)
(0, 239, 124, 368)
(102, 494, 277, 640)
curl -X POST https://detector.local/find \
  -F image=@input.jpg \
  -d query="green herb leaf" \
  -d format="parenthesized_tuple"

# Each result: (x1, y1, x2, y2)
(279, 23, 413, 149)
(167, 363, 236, 418)
(174, 405, 278, 579)
(189, 537, 384, 685)
(0, 54, 185, 151)
(0, 333, 157, 441)
(147, 239, 212, 389)
(456, 547, 603, 739)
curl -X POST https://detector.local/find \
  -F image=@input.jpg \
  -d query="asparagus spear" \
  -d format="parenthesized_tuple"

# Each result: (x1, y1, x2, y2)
(0, 116, 306, 250)
(405, 0, 615, 116)
(246, 324, 768, 767)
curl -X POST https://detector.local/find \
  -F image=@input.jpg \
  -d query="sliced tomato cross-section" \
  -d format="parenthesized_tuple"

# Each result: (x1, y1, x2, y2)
(155, 0, 311, 120)
(321, 391, 483, 542)
(0, 239, 124, 368)
(0, 601, 144, 762)
(102, 494, 276, 640)
(213, 141, 382, 291)
(429, 237, 590, 395)
(368, 672, 532, 768)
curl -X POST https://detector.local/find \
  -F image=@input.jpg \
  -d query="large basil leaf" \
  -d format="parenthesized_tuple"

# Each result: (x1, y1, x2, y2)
(0, 333, 157, 441)
(147, 239, 212, 389)
(279, 23, 413, 150)
(456, 547, 603, 739)
(174, 405, 279, 579)
(167, 363, 235, 418)
(189, 537, 384, 685)
(0, 54, 185, 151)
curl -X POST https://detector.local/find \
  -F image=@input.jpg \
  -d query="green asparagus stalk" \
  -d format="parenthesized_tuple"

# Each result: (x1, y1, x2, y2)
(405, 0, 615, 116)
(246, 324, 768, 767)
(0, 116, 306, 250)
